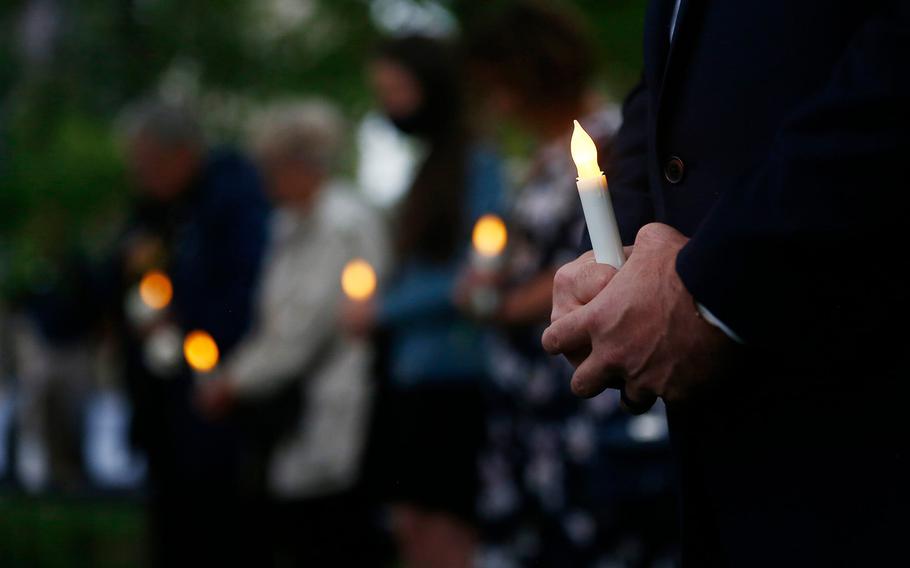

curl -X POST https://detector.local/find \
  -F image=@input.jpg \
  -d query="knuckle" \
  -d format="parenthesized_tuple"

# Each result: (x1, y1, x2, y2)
(635, 222, 669, 245)
(634, 223, 657, 243)
(576, 308, 595, 334)
(553, 264, 575, 288)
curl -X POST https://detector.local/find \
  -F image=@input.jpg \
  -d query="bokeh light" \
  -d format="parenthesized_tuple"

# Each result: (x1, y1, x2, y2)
(138, 270, 173, 310)
(341, 259, 377, 301)
(183, 330, 219, 373)
(472, 214, 508, 257)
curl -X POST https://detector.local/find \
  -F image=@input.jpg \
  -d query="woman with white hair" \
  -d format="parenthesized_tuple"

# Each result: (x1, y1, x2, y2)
(197, 99, 389, 566)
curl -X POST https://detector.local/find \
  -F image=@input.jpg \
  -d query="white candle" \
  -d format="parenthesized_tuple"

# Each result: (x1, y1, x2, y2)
(571, 120, 625, 268)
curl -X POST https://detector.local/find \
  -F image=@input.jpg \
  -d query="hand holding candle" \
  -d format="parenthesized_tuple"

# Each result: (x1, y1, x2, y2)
(340, 258, 378, 336)
(571, 120, 625, 268)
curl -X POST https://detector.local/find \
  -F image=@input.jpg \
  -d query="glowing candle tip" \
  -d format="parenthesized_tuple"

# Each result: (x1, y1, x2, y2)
(570, 120, 602, 180)
(341, 259, 377, 301)
(472, 214, 508, 257)
(139, 270, 173, 310)
(184, 330, 219, 373)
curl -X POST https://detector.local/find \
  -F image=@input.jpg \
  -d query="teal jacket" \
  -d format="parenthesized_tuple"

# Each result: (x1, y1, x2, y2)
(377, 146, 504, 388)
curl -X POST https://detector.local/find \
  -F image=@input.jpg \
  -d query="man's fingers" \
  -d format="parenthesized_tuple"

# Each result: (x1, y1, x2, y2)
(573, 261, 618, 305)
(551, 254, 617, 322)
(577, 250, 596, 263)
(564, 346, 591, 369)
(623, 245, 634, 258)
(620, 382, 658, 415)
(542, 308, 591, 356)
(569, 350, 624, 398)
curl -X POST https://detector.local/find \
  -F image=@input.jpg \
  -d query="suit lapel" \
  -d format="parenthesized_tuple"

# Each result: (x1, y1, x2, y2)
(643, 0, 674, 93)
(652, 0, 699, 135)
(663, 0, 692, 81)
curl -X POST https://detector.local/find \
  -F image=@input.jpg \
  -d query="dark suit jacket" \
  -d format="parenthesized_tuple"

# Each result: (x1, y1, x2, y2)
(603, 1, 910, 565)
(118, 149, 269, 491)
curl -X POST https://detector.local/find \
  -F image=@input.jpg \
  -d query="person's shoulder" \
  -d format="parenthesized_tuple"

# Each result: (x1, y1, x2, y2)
(319, 181, 384, 230)
(465, 142, 506, 218)
(200, 147, 267, 208)
(205, 147, 257, 176)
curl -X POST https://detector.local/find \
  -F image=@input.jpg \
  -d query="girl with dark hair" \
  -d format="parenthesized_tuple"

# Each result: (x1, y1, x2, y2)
(342, 34, 504, 568)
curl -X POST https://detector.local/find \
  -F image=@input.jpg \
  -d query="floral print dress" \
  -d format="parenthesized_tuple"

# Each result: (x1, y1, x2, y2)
(476, 108, 677, 568)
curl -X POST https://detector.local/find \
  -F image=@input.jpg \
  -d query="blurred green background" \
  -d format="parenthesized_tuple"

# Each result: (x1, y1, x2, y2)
(0, 0, 647, 303)
(1, 1, 648, 565)
(0, 495, 145, 568)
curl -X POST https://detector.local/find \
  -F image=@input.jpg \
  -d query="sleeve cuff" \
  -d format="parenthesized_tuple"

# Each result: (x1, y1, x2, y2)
(696, 303, 744, 344)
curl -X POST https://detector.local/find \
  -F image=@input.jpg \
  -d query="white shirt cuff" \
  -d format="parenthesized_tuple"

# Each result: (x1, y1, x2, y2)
(696, 303, 744, 344)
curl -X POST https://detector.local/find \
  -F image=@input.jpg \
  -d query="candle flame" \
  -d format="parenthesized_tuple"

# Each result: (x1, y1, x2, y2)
(341, 259, 377, 301)
(139, 270, 173, 310)
(472, 214, 508, 257)
(570, 120, 602, 180)
(183, 330, 219, 373)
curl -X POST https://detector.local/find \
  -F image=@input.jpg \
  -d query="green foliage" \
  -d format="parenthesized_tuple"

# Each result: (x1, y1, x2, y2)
(0, 494, 146, 568)
(0, 0, 647, 299)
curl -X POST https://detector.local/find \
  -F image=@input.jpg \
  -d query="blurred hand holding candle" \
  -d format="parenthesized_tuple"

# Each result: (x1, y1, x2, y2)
(130, 269, 183, 377)
(571, 120, 625, 267)
(144, 324, 183, 378)
(468, 214, 508, 317)
(339, 258, 378, 337)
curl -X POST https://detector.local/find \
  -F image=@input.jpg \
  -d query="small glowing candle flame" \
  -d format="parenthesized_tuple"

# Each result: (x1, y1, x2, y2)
(183, 330, 219, 373)
(570, 120, 602, 180)
(472, 214, 508, 257)
(341, 259, 377, 301)
(139, 270, 173, 310)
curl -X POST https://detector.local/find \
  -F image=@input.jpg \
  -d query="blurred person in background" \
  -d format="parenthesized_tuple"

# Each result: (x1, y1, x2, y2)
(60, 100, 270, 567)
(7, 286, 96, 493)
(463, 2, 676, 566)
(196, 99, 390, 567)
(342, 34, 504, 568)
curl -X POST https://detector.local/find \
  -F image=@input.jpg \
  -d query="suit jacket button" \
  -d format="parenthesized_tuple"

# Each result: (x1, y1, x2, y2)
(664, 156, 685, 184)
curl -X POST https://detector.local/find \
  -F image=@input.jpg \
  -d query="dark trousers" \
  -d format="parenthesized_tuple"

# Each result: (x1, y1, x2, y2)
(268, 490, 392, 568)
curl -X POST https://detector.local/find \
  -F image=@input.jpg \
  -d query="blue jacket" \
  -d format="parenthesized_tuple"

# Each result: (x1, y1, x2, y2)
(167, 149, 269, 355)
(378, 147, 504, 387)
